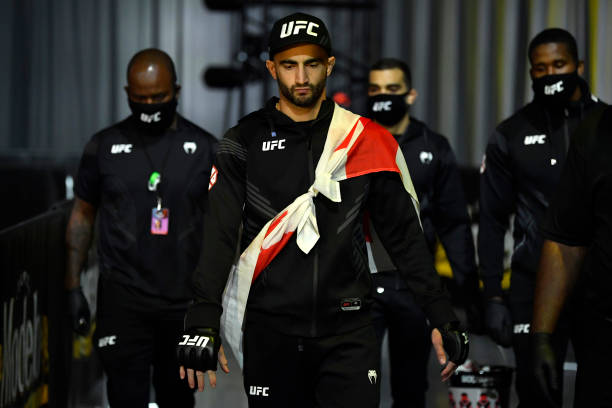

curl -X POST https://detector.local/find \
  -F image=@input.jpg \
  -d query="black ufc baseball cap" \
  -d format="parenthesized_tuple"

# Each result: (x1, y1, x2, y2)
(268, 12, 332, 58)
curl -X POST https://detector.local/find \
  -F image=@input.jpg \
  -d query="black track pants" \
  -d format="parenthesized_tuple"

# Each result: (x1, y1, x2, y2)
(94, 277, 195, 408)
(243, 321, 380, 408)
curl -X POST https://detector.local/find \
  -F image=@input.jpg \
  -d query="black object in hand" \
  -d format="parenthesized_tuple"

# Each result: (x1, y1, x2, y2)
(67, 287, 91, 336)
(438, 322, 469, 365)
(176, 328, 220, 372)
(485, 298, 513, 347)
(531, 332, 562, 407)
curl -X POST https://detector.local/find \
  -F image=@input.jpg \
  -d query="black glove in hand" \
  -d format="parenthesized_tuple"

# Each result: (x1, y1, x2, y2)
(67, 287, 91, 336)
(531, 332, 562, 408)
(438, 322, 469, 366)
(485, 298, 513, 347)
(176, 328, 220, 372)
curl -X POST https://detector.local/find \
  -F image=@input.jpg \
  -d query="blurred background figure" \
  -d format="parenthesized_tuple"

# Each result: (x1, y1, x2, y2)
(478, 28, 606, 406)
(365, 57, 480, 407)
(65, 48, 217, 407)
(531, 104, 611, 407)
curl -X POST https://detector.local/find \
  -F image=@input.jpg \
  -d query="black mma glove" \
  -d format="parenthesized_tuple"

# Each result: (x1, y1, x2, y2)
(438, 322, 469, 366)
(484, 298, 513, 347)
(176, 328, 220, 372)
(67, 287, 91, 336)
(531, 332, 562, 407)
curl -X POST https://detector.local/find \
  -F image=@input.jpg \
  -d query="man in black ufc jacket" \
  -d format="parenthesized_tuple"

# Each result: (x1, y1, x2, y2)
(65, 49, 217, 407)
(479, 28, 606, 405)
(176, 13, 468, 408)
(366, 58, 479, 407)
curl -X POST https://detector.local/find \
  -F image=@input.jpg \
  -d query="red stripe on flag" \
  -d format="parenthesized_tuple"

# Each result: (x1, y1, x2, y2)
(252, 230, 295, 282)
(267, 210, 288, 236)
(344, 120, 400, 178)
(333, 119, 361, 152)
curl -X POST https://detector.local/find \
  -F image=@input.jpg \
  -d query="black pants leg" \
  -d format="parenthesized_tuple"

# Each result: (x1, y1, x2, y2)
(371, 286, 430, 408)
(509, 300, 568, 408)
(243, 322, 380, 408)
(574, 312, 612, 406)
(152, 308, 195, 408)
(95, 278, 194, 408)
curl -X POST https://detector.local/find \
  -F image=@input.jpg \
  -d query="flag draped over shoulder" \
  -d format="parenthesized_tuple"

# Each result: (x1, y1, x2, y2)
(220, 104, 419, 367)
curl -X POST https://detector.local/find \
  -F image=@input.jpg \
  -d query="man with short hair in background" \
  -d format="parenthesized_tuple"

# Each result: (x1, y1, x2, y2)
(366, 58, 479, 407)
(65, 48, 218, 407)
(479, 28, 606, 405)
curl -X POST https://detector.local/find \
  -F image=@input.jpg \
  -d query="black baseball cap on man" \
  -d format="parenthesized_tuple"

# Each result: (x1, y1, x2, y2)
(268, 12, 332, 58)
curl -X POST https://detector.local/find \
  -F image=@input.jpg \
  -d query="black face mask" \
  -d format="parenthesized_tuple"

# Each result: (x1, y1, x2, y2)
(531, 71, 579, 106)
(367, 93, 409, 126)
(128, 98, 178, 132)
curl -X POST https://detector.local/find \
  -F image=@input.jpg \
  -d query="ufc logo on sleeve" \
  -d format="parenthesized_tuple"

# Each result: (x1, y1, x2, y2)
(280, 20, 319, 38)
(178, 335, 210, 348)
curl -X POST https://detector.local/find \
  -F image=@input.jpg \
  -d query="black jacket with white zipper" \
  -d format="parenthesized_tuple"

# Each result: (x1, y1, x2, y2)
(185, 98, 457, 337)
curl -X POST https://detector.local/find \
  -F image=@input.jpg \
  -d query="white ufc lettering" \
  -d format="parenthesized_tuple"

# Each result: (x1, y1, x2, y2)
(372, 101, 392, 112)
(513, 323, 530, 334)
(544, 80, 564, 95)
(140, 111, 162, 123)
(262, 139, 286, 151)
(280, 20, 319, 38)
(523, 134, 547, 145)
(98, 335, 117, 347)
(177, 335, 210, 348)
(110, 144, 132, 154)
(249, 386, 270, 396)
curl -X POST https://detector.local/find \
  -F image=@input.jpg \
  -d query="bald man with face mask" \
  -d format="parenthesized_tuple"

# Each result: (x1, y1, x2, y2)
(65, 48, 218, 407)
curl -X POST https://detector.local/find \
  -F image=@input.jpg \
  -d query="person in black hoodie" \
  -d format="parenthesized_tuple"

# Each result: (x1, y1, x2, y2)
(176, 12, 468, 408)
(365, 58, 479, 407)
(478, 28, 606, 405)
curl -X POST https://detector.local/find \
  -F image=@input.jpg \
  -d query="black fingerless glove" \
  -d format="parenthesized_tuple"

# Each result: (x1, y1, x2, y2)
(484, 298, 513, 347)
(176, 328, 220, 372)
(438, 322, 469, 365)
(67, 287, 91, 336)
(531, 332, 562, 407)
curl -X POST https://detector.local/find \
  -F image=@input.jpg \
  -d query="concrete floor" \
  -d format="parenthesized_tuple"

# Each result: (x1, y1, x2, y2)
(77, 329, 577, 407)
(194, 332, 577, 408)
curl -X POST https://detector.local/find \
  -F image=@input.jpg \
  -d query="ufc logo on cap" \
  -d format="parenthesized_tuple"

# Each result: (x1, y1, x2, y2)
(140, 111, 162, 123)
(280, 20, 319, 38)
(177, 335, 210, 348)
(372, 101, 392, 112)
(249, 386, 270, 396)
(262, 139, 286, 151)
(544, 80, 564, 95)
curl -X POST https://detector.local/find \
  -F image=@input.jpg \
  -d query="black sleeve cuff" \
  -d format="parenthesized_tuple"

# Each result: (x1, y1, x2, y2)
(423, 296, 459, 329)
(184, 301, 223, 332)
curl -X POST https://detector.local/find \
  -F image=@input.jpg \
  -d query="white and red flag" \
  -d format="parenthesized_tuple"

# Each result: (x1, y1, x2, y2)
(220, 104, 419, 367)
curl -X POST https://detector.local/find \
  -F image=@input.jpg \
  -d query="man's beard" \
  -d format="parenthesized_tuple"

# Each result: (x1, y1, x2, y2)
(278, 78, 326, 107)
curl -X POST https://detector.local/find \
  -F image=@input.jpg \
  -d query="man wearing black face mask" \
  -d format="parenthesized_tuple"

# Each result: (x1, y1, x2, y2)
(479, 28, 606, 406)
(366, 58, 479, 407)
(65, 48, 217, 407)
